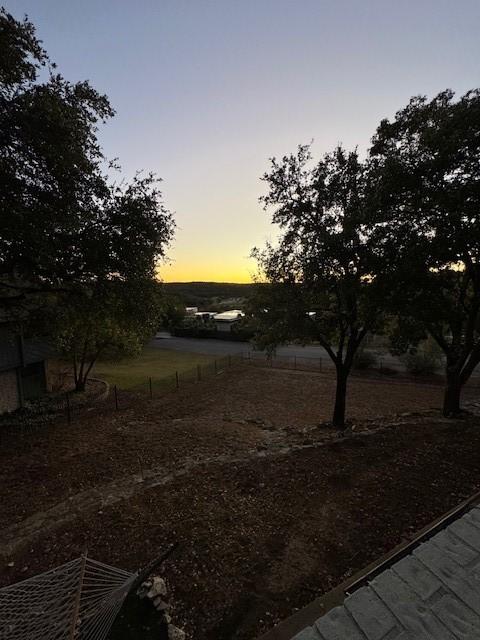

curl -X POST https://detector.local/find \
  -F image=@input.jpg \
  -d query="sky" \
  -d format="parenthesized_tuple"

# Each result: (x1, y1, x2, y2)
(7, 0, 480, 282)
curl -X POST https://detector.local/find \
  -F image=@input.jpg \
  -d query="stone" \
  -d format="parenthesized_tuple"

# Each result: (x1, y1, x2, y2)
(147, 576, 167, 599)
(153, 596, 170, 611)
(168, 624, 186, 640)
(137, 579, 153, 599)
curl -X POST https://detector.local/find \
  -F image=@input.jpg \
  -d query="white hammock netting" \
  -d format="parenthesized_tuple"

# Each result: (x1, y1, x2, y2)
(0, 555, 137, 640)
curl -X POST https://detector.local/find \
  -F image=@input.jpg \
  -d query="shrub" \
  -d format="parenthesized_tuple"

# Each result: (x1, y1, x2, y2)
(404, 347, 441, 375)
(353, 348, 378, 370)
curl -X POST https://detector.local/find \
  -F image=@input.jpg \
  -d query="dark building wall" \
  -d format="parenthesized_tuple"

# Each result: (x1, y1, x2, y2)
(21, 361, 47, 400)
(0, 369, 20, 413)
(0, 325, 52, 413)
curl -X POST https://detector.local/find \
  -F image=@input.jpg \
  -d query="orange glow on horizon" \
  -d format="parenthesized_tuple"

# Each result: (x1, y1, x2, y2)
(157, 259, 257, 284)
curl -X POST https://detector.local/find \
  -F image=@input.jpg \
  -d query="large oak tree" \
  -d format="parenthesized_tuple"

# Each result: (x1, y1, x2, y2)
(0, 8, 175, 392)
(0, 8, 174, 313)
(370, 89, 480, 416)
(253, 146, 386, 429)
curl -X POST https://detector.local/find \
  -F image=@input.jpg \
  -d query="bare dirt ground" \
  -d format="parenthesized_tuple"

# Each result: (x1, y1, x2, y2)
(0, 365, 479, 639)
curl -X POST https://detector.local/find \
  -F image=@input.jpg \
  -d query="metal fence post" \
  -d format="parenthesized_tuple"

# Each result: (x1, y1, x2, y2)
(149, 377, 153, 399)
(214, 359, 217, 374)
(175, 371, 179, 389)
(228, 354, 231, 367)
(319, 357, 322, 371)
(294, 355, 297, 370)
(197, 364, 201, 381)
(114, 385, 118, 410)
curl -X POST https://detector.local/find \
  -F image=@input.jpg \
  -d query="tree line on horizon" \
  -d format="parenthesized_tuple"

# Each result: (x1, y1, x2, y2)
(1, 8, 479, 425)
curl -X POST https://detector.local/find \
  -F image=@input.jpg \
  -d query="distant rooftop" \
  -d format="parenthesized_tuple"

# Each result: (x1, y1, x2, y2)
(213, 309, 245, 322)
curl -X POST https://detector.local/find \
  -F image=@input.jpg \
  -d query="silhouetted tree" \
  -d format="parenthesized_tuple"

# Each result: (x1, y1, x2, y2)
(253, 146, 385, 429)
(370, 89, 480, 416)
(41, 280, 164, 392)
(0, 8, 174, 314)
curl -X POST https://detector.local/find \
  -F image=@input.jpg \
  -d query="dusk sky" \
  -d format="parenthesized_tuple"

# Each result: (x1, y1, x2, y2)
(8, 0, 480, 282)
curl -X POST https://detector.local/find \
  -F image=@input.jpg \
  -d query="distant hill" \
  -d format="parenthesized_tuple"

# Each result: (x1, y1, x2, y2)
(164, 282, 255, 308)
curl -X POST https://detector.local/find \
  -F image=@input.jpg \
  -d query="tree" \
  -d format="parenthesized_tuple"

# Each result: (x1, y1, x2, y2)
(158, 294, 185, 331)
(43, 279, 164, 392)
(252, 145, 385, 429)
(0, 8, 174, 312)
(0, 8, 175, 393)
(369, 89, 480, 416)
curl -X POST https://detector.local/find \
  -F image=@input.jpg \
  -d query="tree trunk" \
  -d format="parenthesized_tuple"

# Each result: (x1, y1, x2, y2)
(75, 378, 86, 393)
(73, 351, 101, 394)
(332, 367, 348, 429)
(443, 373, 462, 417)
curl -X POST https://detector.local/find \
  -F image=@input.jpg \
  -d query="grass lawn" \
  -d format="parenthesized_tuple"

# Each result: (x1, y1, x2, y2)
(92, 346, 215, 388)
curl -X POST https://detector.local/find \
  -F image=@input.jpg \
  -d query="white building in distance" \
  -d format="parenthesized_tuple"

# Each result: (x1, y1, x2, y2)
(213, 310, 245, 332)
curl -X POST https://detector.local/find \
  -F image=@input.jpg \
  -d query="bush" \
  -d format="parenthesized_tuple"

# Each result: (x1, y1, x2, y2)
(353, 348, 378, 370)
(404, 348, 441, 375)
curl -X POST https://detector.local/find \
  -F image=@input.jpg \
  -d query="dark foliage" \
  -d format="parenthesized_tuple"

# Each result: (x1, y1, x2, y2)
(252, 145, 387, 428)
(0, 8, 174, 315)
(370, 89, 480, 415)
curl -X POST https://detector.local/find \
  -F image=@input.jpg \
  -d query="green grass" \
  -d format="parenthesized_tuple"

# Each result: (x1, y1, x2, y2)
(92, 347, 216, 389)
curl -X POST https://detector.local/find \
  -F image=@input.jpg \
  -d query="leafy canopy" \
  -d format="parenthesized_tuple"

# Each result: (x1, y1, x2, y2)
(369, 89, 480, 409)
(0, 7, 174, 310)
(253, 145, 383, 366)
(370, 89, 480, 270)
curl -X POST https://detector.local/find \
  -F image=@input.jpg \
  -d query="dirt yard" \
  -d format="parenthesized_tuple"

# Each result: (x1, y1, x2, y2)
(0, 364, 479, 639)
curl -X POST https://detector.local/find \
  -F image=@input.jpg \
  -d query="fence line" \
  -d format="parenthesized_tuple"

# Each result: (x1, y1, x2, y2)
(239, 349, 449, 377)
(242, 350, 325, 371)
(1, 348, 473, 445)
(0, 353, 244, 443)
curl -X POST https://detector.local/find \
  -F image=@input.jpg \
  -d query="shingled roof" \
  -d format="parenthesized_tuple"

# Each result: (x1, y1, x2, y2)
(289, 505, 480, 640)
